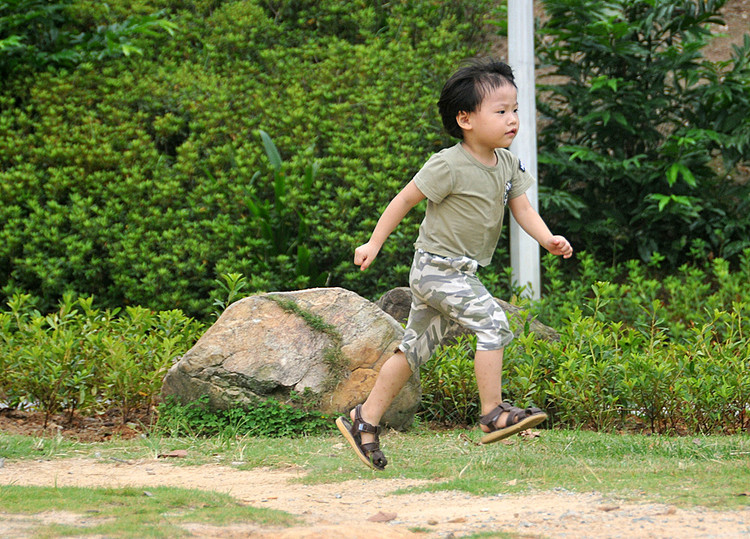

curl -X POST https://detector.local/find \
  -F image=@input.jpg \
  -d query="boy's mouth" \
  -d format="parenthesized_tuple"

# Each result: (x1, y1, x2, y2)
(506, 129, 517, 136)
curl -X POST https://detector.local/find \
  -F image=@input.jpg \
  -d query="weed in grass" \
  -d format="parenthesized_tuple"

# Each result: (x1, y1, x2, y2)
(156, 394, 333, 439)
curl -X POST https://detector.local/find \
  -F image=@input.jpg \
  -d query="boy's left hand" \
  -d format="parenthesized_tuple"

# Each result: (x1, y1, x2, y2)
(546, 236, 573, 259)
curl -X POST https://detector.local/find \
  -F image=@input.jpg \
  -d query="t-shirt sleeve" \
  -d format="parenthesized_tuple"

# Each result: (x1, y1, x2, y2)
(507, 154, 535, 200)
(413, 153, 453, 204)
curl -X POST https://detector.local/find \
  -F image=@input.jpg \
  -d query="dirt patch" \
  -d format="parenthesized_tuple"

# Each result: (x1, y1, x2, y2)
(704, 0, 750, 62)
(1, 456, 750, 538)
(0, 408, 146, 443)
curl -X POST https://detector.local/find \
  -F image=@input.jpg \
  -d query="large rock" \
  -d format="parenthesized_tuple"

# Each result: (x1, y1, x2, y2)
(162, 287, 420, 430)
(376, 287, 560, 343)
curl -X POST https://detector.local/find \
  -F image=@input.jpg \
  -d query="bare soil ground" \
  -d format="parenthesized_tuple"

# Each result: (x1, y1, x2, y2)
(2, 455, 750, 538)
(704, 0, 750, 62)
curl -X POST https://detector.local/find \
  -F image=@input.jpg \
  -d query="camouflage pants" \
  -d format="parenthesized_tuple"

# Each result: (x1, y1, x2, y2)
(399, 249, 514, 372)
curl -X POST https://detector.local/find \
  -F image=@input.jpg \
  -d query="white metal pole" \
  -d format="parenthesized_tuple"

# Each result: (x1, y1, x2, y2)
(508, 0, 540, 299)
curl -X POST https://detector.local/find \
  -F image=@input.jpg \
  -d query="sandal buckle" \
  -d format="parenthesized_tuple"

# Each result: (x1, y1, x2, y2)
(356, 422, 381, 435)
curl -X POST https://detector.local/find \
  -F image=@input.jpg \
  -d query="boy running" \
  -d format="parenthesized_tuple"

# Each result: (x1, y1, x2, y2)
(337, 58, 573, 470)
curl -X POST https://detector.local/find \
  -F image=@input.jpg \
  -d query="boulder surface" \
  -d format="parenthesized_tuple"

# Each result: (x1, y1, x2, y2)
(162, 287, 420, 430)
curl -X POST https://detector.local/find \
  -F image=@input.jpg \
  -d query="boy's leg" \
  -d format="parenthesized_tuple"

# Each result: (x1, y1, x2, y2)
(474, 348, 508, 432)
(353, 350, 413, 442)
(336, 350, 413, 469)
(338, 251, 448, 469)
(475, 347, 547, 442)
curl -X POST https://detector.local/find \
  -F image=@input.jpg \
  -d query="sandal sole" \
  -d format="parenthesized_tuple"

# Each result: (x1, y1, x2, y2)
(335, 416, 384, 471)
(479, 412, 547, 445)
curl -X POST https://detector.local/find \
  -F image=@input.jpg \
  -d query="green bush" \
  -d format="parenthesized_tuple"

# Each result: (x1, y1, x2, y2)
(419, 334, 480, 426)
(537, 248, 750, 342)
(537, 0, 750, 266)
(0, 0, 498, 319)
(0, 0, 176, 79)
(156, 394, 333, 438)
(6, 0, 746, 318)
(0, 292, 205, 425)
(2, 256, 747, 436)
(419, 252, 750, 435)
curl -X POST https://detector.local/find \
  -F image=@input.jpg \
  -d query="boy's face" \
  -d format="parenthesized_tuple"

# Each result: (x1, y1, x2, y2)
(462, 84, 519, 149)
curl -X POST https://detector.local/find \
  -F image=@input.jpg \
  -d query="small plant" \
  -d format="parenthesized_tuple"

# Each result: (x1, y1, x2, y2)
(419, 335, 480, 426)
(0, 293, 204, 425)
(245, 131, 329, 290)
(211, 272, 249, 318)
(155, 395, 333, 438)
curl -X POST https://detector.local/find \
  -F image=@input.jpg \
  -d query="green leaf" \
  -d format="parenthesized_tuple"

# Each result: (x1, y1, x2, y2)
(679, 165, 696, 188)
(119, 44, 143, 57)
(668, 163, 697, 188)
(666, 163, 679, 187)
(654, 194, 670, 212)
(258, 130, 282, 173)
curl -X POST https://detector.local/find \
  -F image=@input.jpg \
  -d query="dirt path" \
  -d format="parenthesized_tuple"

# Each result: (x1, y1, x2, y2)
(1, 457, 749, 538)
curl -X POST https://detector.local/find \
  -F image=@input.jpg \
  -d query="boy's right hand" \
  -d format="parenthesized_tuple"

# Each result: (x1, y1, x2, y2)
(354, 242, 381, 271)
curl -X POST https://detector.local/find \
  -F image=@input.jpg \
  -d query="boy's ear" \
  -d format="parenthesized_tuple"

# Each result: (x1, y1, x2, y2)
(456, 110, 472, 131)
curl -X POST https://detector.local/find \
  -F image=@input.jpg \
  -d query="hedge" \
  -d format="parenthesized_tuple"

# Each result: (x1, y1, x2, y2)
(0, 0, 501, 319)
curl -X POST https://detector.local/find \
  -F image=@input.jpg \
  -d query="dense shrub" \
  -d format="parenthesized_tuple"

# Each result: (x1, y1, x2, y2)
(0, 0, 498, 319)
(0, 0, 176, 79)
(0, 292, 204, 425)
(4, 1, 748, 318)
(419, 250, 750, 435)
(536, 0, 750, 267)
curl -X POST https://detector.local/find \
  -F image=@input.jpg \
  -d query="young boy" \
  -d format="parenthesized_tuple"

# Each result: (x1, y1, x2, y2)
(337, 58, 573, 470)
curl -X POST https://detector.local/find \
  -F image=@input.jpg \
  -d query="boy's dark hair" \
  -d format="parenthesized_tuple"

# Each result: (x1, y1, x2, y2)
(437, 58, 516, 140)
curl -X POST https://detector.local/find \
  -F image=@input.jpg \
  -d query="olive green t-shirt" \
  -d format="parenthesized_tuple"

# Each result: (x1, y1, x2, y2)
(413, 143, 534, 267)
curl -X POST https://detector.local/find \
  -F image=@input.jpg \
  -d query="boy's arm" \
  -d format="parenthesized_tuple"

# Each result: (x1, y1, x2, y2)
(508, 193, 573, 259)
(355, 180, 426, 270)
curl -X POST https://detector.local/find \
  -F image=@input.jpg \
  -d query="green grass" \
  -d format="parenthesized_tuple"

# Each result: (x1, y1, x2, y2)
(294, 427, 750, 510)
(1, 426, 748, 537)
(0, 484, 297, 538)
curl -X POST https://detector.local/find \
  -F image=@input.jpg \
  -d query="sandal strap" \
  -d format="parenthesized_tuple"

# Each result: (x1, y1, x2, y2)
(479, 402, 512, 430)
(505, 406, 528, 425)
(353, 404, 382, 435)
(480, 402, 542, 432)
(352, 404, 383, 436)
(355, 422, 381, 435)
(352, 404, 388, 469)
(361, 442, 381, 453)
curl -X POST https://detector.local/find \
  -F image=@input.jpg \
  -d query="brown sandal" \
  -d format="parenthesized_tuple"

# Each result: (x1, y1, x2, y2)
(335, 404, 388, 470)
(479, 402, 547, 444)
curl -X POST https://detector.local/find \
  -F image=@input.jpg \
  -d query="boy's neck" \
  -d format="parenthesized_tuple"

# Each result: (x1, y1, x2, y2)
(460, 141, 498, 167)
